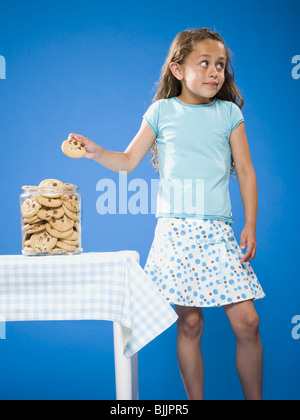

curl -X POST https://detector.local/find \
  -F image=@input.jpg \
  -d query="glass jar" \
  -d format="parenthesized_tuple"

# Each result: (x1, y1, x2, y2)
(20, 184, 82, 256)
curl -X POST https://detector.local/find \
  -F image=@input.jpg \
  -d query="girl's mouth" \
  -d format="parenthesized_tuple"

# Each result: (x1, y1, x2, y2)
(205, 83, 218, 87)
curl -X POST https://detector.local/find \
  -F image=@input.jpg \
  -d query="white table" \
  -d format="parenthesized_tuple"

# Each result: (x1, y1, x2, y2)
(0, 251, 178, 400)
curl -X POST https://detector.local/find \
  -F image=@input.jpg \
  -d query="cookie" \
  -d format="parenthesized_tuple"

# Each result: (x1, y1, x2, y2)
(37, 195, 63, 208)
(65, 229, 79, 241)
(56, 240, 77, 251)
(75, 221, 81, 233)
(45, 222, 74, 239)
(48, 214, 74, 232)
(22, 232, 32, 247)
(61, 237, 79, 246)
(24, 239, 31, 247)
(64, 183, 77, 188)
(62, 194, 80, 213)
(47, 247, 67, 255)
(61, 139, 86, 159)
(37, 206, 64, 220)
(62, 204, 80, 221)
(21, 197, 42, 218)
(39, 179, 64, 189)
(39, 179, 64, 198)
(23, 221, 47, 234)
(23, 215, 42, 225)
(30, 231, 57, 253)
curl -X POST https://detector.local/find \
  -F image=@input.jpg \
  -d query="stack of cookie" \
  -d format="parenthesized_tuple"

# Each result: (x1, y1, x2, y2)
(21, 179, 82, 256)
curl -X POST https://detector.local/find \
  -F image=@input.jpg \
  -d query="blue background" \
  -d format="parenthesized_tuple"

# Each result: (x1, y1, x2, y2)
(0, 0, 299, 400)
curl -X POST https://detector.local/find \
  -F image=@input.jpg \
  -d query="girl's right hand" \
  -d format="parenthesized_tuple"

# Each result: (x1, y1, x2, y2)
(68, 133, 101, 160)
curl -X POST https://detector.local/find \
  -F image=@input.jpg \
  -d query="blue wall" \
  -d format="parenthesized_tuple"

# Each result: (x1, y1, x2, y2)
(0, 0, 299, 400)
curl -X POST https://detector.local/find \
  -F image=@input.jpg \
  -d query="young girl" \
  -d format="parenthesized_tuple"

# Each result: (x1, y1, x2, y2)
(68, 28, 265, 400)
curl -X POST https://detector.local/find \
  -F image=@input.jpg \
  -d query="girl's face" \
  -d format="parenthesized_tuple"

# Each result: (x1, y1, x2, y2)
(170, 39, 227, 105)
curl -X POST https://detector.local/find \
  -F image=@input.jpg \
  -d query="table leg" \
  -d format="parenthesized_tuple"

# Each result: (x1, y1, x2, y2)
(113, 322, 139, 400)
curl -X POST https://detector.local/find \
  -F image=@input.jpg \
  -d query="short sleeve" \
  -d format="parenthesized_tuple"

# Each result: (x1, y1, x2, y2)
(143, 101, 160, 137)
(230, 103, 245, 133)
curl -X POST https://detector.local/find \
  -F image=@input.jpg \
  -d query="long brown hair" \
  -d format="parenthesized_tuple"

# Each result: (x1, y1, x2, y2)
(149, 28, 244, 179)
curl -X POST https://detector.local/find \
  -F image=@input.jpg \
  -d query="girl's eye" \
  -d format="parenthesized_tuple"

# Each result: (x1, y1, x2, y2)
(199, 61, 225, 69)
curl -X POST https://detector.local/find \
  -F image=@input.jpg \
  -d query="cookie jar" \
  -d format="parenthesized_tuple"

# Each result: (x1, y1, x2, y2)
(20, 185, 82, 256)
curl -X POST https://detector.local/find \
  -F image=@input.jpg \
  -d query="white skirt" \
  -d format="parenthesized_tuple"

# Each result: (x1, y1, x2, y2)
(143, 217, 266, 308)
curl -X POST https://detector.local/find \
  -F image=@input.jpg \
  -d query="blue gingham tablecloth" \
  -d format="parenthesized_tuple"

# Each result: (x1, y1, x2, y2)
(0, 251, 178, 358)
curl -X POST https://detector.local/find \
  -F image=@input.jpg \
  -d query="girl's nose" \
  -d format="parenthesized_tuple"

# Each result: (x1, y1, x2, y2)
(209, 68, 218, 78)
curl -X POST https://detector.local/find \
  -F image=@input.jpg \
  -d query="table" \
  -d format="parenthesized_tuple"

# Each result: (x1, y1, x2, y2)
(0, 251, 178, 400)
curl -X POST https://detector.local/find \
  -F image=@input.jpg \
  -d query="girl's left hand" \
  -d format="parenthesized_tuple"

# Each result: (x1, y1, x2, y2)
(239, 226, 257, 263)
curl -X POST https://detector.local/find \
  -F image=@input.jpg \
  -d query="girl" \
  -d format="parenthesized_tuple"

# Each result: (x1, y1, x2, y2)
(68, 28, 265, 400)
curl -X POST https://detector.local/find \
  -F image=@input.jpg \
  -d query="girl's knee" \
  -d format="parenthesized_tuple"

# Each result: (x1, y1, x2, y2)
(225, 301, 260, 341)
(235, 312, 260, 340)
(177, 307, 204, 340)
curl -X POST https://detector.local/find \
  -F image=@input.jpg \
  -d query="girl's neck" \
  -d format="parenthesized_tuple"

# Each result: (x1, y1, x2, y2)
(177, 93, 214, 105)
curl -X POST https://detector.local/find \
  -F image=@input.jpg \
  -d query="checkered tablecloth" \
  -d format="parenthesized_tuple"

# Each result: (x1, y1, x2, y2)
(0, 251, 178, 358)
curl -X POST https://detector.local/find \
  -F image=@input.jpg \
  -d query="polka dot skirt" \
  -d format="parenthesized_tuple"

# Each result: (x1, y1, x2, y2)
(143, 217, 265, 308)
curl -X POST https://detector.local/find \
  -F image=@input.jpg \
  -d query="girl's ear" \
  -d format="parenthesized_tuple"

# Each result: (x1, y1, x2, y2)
(169, 62, 184, 80)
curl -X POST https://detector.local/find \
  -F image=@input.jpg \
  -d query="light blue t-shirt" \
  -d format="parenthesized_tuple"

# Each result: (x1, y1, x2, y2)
(143, 97, 245, 224)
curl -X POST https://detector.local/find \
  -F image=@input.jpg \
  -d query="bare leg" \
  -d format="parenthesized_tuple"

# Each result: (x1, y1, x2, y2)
(175, 305, 204, 400)
(223, 300, 263, 400)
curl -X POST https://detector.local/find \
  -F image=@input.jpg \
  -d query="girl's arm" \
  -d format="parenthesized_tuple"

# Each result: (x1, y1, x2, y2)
(230, 122, 258, 263)
(68, 119, 156, 175)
